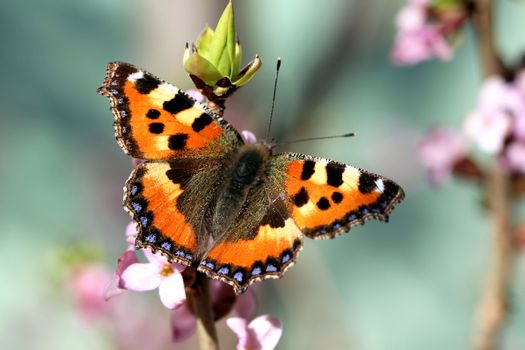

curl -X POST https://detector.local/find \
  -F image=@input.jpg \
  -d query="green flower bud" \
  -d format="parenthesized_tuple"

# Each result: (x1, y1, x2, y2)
(183, 1, 262, 105)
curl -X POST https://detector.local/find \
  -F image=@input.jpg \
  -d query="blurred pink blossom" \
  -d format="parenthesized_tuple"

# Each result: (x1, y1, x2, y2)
(227, 315, 282, 350)
(69, 265, 114, 319)
(392, 27, 453, 65)
(477, 77, 525, 115)
(462, 77, 525, 153)
(418, 128, 468, 184)
(391, 0, 454, 65)
(504, 142, 525, 174)
(464, 109, 510, 154)
(395, 0, 427, 32)
(120, 249, 187, 309)
(171, 303, 197, 342)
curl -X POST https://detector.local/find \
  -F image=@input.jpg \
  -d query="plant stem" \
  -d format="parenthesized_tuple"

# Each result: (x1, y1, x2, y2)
(471, 1, 513, 349)
(186, 270, 219, 350)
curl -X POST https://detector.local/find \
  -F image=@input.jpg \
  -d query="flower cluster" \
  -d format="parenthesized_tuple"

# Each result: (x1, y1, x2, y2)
(391, 0, 468, 65)
(104, 222, 283, 349)
(418, 68, 525, 185)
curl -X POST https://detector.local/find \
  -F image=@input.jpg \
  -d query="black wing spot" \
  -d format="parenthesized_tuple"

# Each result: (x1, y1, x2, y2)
(301, 160, 316, 180)
(331, 191, 343, 204)
(135, 73, 161, 94)
(146, 109, 161, 119)
(163, 92, 194, 114)
(192, 113, 213, 132)
(168, 133, 188, 150)
(326, 162, 345, 187)
(358, 173, 379, 194)
(148, 123, 164, 134)
(316, 197, 330, 210)
(292, 187, 309, 207)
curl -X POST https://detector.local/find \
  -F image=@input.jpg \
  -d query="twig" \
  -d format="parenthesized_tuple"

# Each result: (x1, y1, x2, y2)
(470, 1, 513, 349)
(185, 268, 220, 350)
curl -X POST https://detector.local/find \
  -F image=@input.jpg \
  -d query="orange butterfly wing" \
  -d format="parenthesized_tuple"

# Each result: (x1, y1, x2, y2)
(276, 153, 405, 239)
(98, 62, 242, 160)
(125, 161, 223, 265)
(198, 191, 303, 294)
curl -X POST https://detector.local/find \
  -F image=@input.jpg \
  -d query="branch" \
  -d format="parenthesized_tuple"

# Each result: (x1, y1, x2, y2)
(470, 1, 513, 349)
(185, 269, 220, 350)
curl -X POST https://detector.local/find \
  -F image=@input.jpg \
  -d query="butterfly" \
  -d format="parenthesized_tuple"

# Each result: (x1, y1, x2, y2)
(98, 62, 405, 294)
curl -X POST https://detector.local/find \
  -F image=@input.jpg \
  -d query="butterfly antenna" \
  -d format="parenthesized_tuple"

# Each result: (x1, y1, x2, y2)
(279, 132, 356, 145)
(266, 58, 282, 141)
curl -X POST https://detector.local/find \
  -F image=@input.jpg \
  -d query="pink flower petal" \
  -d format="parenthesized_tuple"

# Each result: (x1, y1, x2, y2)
(241, 130, 257, 144)
(464, 109, 511, 154)
(158, 273, 186, 309)
(125, 222, 138, 250)
(186, 89, 206, 103)
(227, 317, 251, 350)
(396, 1, 426, 32)
(248, 315, 282, 350)
(116, 250, 140, 289)
(69, 265, 114, 319)
(234, 289, 257, 320)
(143, 248, 168, 266)
(478, 77, 510, 111)
(104, 278, 125, 300)
(391, 31, 432, 65)
(209, 280, 237, 319)
(120, 263, 162, 291)
(171, 304, 197, 342)
(430, 34, 454, 61)
(418, 128, 468, 185)
(505, 142, 525, 174)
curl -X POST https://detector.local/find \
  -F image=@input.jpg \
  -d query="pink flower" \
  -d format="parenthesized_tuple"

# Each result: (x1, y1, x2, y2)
(69, 265, 114, 319)
(477, 77, 525, 114)
(463, 77, 523, 153)
(120, 249, 187, 309)
(391, 0, 454, 65)
(395, 0, 427, 33)
(227, 315, 282, 350)
(418, 128, 468, 185)
(464, 109, 510, 154)
(392, 26, 453, 65)
(504, 141, 525, 174)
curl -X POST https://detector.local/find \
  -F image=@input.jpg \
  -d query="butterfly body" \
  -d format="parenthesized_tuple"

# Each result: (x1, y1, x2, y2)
(99, 62, 405, 294)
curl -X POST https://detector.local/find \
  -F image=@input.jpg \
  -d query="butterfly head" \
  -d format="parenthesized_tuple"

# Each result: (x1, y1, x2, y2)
(258, 138, 277, 155)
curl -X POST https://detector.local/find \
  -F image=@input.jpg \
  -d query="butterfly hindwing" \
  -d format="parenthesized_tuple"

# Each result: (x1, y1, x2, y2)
(273, 153, 405, 239)
(125, 160, 224, 266)
(198, 188, 303, 294)
(98, 62, 242, 160)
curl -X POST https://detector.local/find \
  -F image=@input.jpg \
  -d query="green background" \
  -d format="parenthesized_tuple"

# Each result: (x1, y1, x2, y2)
(2, 0, 525, 349)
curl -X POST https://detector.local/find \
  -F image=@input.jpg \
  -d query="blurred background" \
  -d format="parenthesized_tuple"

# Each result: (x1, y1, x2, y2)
(2, 0, 525, 349)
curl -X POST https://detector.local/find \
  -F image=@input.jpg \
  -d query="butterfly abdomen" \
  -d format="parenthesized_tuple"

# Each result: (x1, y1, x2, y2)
(211, 144, 270, 239)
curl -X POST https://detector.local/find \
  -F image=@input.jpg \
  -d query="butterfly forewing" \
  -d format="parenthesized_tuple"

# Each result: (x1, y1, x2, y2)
(272, 153, 405, 239)
(98, 62, 242, 160)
